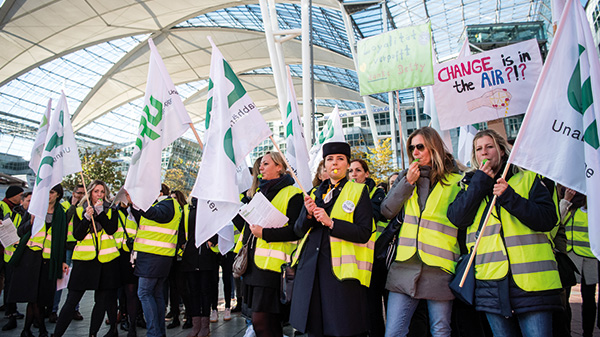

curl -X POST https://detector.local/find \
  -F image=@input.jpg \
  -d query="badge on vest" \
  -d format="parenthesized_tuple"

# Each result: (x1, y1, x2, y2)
(342, 200, 355, 213)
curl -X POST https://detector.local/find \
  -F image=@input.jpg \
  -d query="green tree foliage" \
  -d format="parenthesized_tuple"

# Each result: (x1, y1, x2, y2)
(364, 138, 398, 184)
(163, 158, 198, 197)
(62, 146, 124, 193)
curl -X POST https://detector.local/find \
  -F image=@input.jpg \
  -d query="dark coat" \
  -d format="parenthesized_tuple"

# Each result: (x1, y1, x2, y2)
(179, 198, 218, 273)
(447, 164, 562, 316)
(68, 202, 120, 291)
(364, 177, 385, 223)
(289, 178, 373, 336)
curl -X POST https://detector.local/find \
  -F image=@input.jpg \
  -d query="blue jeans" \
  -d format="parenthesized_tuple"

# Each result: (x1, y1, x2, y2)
(53, 249, 79, 313)
(385, 292, 453, 337)
(138, 277, 167, 337)
(486, 311, 552, 337)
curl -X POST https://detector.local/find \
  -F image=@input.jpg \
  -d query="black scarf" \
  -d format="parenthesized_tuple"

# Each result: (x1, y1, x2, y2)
(258, 174, 294, 198)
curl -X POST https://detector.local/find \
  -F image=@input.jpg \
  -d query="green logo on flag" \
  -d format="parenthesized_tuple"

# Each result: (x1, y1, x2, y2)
(220, 60, 247, 165)
(205, 79, 214, 129)
(318, 119, 334, 144)
(568, 44, 599, 149)
(36, 111, 65, 185)
(286, 103, 293, 137)
(135, 96, 163, 151)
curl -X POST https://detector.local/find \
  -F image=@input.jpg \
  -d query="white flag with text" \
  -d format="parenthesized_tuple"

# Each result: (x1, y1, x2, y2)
(191, 37, 272, 247)
(509, 0, 600, 258)
(29, 92, 81, 235)
(124, 38, 192, 211)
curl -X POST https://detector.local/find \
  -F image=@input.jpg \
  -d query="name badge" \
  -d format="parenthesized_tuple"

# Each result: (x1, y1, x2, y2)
(342, 200, 355, 213)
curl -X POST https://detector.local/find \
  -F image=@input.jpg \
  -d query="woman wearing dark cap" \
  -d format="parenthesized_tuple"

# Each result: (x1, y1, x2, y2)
(8, 184, 68, 337)
(290, 142, 376, 337)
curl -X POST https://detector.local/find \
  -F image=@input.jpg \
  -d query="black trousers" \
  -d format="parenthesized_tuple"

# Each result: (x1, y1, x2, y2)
(54, 288, 117, 336)
(186, 270, 212, 317)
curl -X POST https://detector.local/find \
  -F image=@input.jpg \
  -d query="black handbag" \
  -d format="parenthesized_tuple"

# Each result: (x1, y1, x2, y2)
(374, 212, 403, 269)
(449, 205, 491, 305)
(232, 234, 254, 279)
(449, 251, 476, 305)
(280, 262, 296, 304)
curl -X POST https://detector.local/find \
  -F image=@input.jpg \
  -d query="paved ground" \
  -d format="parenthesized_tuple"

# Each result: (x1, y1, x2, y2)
(1, 285, 598, 336)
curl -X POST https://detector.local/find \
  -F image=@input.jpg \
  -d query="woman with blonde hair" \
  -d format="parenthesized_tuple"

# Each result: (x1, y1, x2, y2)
(236, 151, 303, 337)
(447, 129, 561, 337)
(381, 126, 463, 337)
(54, 180, 120, 337)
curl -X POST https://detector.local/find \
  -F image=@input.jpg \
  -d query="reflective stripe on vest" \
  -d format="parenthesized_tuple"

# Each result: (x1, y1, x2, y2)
(253, 185, 302, 272)
(28, 226, 45, 251)
(466, 170, 561, 292)
(329, 181, 376, 287)
(566, 208, 593, 258)
(72, 207, 119, 262)
(395, 174, 462, 274)
(61, 200, 77, 243)
(134, 198, 181, 257)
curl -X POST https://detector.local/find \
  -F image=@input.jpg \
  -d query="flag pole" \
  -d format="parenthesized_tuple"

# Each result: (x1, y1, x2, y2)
(79, 172, 100, 241)
(269, 136, 309, 198)
(459, 162, 511, 287)
(188, 123, 204, 151)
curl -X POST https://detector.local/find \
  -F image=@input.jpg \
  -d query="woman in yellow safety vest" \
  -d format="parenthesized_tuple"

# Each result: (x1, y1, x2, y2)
(561, 188, 596, 337)
(8, 184, 68, 337)
(53, 180, 120, 337)
(447, 129, 562, 337)
(290, 142, 375, 337)
(381, 127, 463, 337)
(236, 151, 303, 337)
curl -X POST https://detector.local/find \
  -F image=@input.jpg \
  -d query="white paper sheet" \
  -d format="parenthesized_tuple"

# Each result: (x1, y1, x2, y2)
(0, 216, 20, 248)
(56, 267, 71, 290)
(238, 192, 289, 229)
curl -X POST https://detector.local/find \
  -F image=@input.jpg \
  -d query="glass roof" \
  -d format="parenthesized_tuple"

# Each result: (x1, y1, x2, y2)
(0, 0, 554, 160)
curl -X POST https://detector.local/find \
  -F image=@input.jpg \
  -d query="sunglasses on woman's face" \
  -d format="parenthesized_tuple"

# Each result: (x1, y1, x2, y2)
(408, 144, 425, 152)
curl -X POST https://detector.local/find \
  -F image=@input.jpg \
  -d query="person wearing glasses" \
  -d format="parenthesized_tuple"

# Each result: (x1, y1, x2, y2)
(381, 127, 464, 337)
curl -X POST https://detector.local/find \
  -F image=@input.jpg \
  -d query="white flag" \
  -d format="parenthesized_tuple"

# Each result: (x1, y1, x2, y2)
(217, 222, 235, 255)
(29, 92, 82, 235)
(124, 38, 192, 211)
(285, 66, 312, 190)
(29, 99, 52, 171)
(308, 105, 345, 175)
(457, 125, 478, 166)
(509, 0, 600, 258)
(191, 37, 272, 247)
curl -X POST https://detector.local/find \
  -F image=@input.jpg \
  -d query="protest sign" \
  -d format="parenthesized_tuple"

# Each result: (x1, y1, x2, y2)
(357, 23, 433, 95)
(433, 39, 542, 130)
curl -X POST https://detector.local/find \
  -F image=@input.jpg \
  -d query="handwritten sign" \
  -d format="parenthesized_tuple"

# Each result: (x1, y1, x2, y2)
(433, 39, 543, 130)
(357, 23, 434, 95)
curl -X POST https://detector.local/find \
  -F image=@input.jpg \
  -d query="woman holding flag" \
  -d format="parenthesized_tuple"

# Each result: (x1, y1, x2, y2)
(8, 184, 68, 337)
(380, 127, 463, 337)
(54, 180, 120, 337)
(447, 129, 562, 337)
(237, 151, 303, 337)
(290, 141, 375, 337)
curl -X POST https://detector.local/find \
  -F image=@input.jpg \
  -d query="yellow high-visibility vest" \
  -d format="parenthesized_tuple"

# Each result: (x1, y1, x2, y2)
(134, 198, 182, 257)
(253, 185, 302, 272)
(467, 170, 561, 292)
(395, 174, 462, 274)
(72, 207, 120, 263)
(566, 208, 594, 258)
